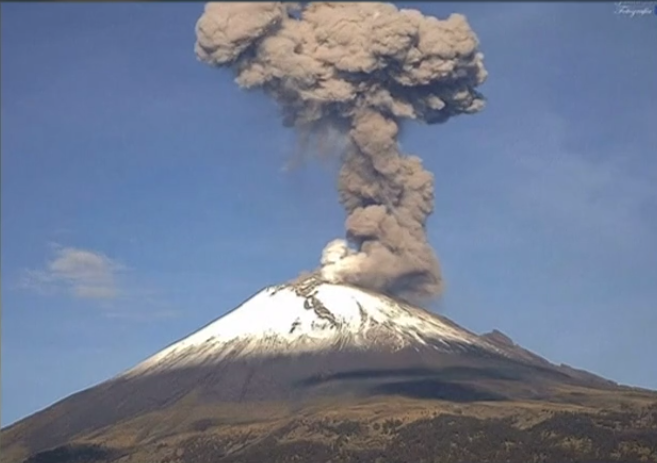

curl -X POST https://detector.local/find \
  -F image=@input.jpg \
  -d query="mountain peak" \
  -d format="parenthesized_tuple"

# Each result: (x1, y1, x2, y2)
(122, 276, 502, 378)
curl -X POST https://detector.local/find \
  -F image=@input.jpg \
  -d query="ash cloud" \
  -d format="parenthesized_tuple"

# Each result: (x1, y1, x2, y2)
(195, 2, 487, 303)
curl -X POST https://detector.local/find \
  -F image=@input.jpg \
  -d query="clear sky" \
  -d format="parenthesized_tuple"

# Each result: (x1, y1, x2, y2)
(1, 2, 656, 427)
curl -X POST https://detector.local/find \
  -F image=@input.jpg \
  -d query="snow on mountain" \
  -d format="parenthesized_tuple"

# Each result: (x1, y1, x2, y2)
(122, 275, 509, 378)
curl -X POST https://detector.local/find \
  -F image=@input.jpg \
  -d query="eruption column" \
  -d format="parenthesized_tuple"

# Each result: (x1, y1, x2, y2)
(195, 2, 487, 303)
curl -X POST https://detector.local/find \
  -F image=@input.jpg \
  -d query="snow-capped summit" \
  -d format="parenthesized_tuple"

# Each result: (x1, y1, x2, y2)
(123, 274, 505, 378)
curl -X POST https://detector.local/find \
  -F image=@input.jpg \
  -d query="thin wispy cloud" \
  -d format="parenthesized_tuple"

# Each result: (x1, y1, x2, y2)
(514, 148, 655, 247)
(22, 245, 125, 300)
(501, 112, 657, 253)
(20, 244, 182, 321)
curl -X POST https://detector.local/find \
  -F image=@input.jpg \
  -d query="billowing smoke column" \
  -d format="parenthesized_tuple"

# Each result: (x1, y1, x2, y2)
(195, 2, 487, 303)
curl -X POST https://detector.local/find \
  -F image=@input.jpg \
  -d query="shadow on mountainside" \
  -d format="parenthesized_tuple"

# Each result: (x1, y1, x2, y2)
(369, 379, 506, 401)
(297, 366, 524, 384)
(296, 366, 514, 401)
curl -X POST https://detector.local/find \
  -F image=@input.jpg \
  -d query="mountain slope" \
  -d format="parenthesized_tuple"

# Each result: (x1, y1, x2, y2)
(2, 276, 656, 463)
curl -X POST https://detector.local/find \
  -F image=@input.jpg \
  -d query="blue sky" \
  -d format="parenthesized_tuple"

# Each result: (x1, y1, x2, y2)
(1, 2, 656, 426)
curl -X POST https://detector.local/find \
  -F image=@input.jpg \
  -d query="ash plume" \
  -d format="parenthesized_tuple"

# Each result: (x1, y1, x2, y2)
(195, 2, 487, 303)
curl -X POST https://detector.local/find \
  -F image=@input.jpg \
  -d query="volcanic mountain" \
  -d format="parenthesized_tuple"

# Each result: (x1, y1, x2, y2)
(2, 275, 657, 463)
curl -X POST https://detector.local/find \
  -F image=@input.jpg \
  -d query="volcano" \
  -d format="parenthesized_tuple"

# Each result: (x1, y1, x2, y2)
(2, 275, 657, 463)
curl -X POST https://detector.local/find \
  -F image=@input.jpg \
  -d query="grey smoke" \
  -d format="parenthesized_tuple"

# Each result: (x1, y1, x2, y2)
(195, 2, 487, 303)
